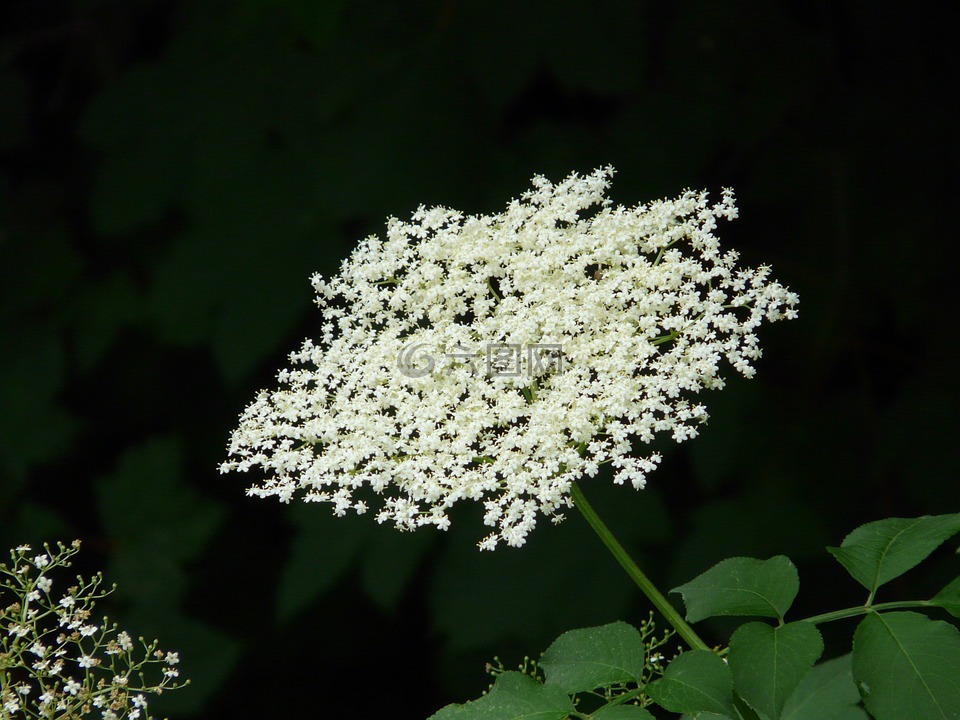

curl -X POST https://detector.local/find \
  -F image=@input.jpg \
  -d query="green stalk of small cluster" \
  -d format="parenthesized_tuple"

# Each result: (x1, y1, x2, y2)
(569, 482, 711, 652)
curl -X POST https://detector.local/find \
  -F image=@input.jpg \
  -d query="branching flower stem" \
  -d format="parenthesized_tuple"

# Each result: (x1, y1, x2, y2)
(570, 482, 710, 652)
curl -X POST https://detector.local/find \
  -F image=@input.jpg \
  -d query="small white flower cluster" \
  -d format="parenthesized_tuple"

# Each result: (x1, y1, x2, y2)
(0, 541, 186, 720)
(221, 167, 798, 549)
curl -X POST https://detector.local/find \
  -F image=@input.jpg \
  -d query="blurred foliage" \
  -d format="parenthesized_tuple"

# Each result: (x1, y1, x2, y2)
(1, 0, 958, 717)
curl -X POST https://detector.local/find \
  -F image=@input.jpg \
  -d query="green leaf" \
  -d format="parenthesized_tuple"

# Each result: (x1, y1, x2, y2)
(931, 577, 960, 619)
(359, 524, 435, 612)
(0, 502, 71, 550)
(276, 503, 368, 623)
(827, 711, 869, 720)
(671, 556, 800, 623)
(646, 650, 734, 716)
(853, 611, 960, 720)
(540, 621, 645, 693)
(728, 621, 823, 719)
(591, 705, 656, 719)
(0, 323, 80, 483)
(827, 514, 960, 594)
(96, 436, 226, 607)
(781, 654, 866, 720)
(427, 671, 576, 720)
(70, 272, 143, 371)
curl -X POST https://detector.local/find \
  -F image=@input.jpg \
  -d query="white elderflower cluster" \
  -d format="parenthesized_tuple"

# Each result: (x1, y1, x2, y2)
(0, 541, 187, 720)
(221, 167, 798, 549)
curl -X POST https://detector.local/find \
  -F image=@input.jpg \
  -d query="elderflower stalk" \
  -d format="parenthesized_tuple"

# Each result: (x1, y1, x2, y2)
(569, 482, 709, 652)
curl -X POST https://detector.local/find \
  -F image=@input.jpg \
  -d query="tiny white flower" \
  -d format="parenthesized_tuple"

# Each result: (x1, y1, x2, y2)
(29, 641, 47, 657)
(77, 654, 96, 668)
(9, 623, 30, 638)
(64, 679, 82, 695)
(33, 554, 50, 568)
(3, 697, 20, 713)
(37, 576, 52, 592)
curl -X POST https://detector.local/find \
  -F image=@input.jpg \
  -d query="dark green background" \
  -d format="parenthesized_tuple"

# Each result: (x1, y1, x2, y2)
(2, 1, 958, 718)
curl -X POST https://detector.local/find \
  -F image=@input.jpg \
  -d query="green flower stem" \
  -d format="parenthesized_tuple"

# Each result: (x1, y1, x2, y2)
(802, 600, 939, 625)
(570, 482, 710, 652)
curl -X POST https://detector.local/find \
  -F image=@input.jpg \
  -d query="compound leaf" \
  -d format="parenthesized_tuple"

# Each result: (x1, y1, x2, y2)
(646, 650, 734, 716)
(852, 611, 960, 720)
(540, 621, 645, 693)
(728, 621, 824, 719)
(671, 556, 799, 623)
(827, 514, 960, 594)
